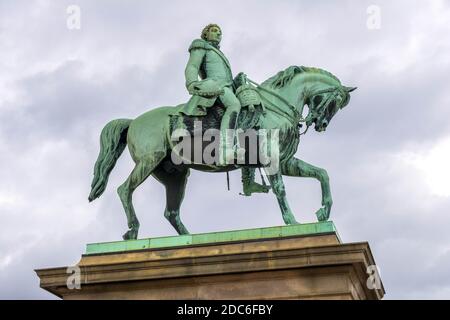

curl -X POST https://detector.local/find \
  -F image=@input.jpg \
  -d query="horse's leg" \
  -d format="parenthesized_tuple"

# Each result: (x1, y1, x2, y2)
(118, 157, 163, 240)
(152, 165, 190, 235)
(281, 157, 332, 221)
(265, 171, 299, 225)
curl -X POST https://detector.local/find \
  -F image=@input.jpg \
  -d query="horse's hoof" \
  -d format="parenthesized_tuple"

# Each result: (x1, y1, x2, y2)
(283, 214, 299, 225)
(122, 229, 138, 240)
(315, 207, 329, 222)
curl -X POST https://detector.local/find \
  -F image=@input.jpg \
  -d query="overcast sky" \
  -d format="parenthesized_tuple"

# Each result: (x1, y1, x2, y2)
(1, 0, 449, 299)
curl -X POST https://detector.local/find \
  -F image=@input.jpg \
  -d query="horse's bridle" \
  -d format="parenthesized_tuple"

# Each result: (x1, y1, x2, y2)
(245, 78, 343, 136)
(303, 86, 342, 130)
(246, 77, 302, 124)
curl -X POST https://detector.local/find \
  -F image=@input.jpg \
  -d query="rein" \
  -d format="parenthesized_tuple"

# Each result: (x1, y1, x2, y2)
(246, 77, 303, 125)
(242, 78, 342, 137)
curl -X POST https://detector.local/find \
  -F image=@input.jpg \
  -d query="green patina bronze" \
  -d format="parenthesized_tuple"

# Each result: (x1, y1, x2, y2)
(88, 24, 356, 241)
(85, 221, 339, 255)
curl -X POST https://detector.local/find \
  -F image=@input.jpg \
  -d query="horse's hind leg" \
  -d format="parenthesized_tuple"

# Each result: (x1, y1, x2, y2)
(118, 156, 164, 240)
(152, 165, 190, 235)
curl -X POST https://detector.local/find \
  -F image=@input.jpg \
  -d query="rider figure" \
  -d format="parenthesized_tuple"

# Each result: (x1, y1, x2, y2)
(185, 24, 240, 165)
(185, 23, 269, 195)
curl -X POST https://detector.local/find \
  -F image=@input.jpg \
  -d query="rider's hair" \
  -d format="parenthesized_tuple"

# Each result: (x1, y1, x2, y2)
(201, 24, 221, 40)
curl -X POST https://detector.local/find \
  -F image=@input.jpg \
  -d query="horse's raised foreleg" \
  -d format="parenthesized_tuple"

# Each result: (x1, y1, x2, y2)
(265, 171, 299, 225)
(152, 165, 190, 235)
(118, 157, 163, 240)
(281, 157, 332, 221)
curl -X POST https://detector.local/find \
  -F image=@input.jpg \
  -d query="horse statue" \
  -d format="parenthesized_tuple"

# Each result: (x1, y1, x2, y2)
(88, 65, 356, 240)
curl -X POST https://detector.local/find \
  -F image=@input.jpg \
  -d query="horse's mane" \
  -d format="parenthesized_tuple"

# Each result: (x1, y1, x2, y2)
(262, 65, 341, 89)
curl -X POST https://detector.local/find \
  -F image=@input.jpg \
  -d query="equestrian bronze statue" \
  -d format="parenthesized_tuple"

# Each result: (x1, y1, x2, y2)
(88, 24, 356, 240)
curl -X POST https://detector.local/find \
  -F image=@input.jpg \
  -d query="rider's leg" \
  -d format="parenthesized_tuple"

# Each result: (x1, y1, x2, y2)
(241, 167, 270, 196)
(218, 87, 241, 165)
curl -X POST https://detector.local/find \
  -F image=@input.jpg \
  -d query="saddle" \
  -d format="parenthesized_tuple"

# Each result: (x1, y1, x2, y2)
(168, 75, 267, 166)
(169, 83, 265, 138)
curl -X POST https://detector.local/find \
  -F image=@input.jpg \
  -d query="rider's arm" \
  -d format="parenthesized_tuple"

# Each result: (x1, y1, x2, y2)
(185, 48, 206, 93)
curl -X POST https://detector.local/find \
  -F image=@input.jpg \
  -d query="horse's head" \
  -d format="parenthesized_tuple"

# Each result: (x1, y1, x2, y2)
(259, 66, 357, 132)
(305, 85, 357, 132)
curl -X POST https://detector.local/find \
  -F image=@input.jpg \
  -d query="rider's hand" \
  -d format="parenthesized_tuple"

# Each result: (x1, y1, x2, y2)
(188, 79, 224, 98)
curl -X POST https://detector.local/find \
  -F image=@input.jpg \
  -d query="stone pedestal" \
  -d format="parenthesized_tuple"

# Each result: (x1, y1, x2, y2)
(35, 222, 385, 300)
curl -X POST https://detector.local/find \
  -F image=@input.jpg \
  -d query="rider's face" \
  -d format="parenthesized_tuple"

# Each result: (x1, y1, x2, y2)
(207, 26, 222, 43)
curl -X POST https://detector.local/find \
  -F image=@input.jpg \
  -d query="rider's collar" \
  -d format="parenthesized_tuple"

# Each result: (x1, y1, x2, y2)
(207, 40, 220, 49)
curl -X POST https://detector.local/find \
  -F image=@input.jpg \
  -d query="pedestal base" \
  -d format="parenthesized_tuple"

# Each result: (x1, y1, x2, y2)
(35, 222, 385, 300)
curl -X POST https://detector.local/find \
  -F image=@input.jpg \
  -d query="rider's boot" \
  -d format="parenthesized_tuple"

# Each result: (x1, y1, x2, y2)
(218, 111, 239, 166)
(241, 167, 270, 196)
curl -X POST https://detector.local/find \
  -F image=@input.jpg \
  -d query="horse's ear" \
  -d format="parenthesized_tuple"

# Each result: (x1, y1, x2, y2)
(339, 86, 356, 109)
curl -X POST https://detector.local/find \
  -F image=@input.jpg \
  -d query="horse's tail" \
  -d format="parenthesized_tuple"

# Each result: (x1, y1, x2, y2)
(88, 118, 132, 202)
